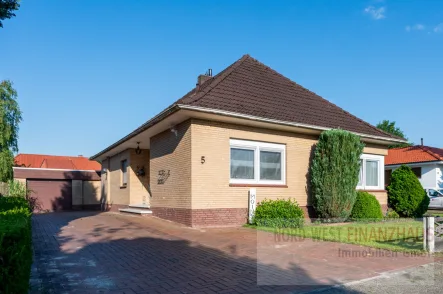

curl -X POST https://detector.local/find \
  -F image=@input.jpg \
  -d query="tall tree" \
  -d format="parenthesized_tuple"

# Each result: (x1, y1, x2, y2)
(0, 0, 20, 28)
(0, 80, 22, 182)
(376, 120, 411, 148)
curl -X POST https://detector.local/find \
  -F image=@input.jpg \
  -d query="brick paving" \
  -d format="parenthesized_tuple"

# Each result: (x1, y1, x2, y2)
(31, 212, 436, 293)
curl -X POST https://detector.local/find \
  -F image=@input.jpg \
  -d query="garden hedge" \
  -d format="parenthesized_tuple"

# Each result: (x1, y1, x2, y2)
(350, 191, 383, 221)
(253, 198, 304, 228)
(0, 196, 33, 294)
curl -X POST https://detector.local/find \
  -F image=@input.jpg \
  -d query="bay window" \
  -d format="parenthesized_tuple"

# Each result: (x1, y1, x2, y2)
(357, 154, 384, 190)
(230, 139, 286, 185)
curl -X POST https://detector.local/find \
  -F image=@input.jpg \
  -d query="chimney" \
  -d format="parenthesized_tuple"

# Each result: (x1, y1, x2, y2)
(421, 138, 423, 146)
(196, 69, 213, 89)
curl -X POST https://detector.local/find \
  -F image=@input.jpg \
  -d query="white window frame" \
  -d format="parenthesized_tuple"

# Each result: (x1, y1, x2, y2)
(229, 139, 286, 185)
(357, 154, 384, 190)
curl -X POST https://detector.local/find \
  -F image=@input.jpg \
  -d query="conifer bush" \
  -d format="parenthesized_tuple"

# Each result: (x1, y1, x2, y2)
(387, 165, 429, 217)
(350, 191, 383, 221)
(310, 129, 364, 221)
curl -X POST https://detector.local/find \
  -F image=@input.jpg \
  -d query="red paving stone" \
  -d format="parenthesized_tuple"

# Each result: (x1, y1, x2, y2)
(31, 212, 437, 293)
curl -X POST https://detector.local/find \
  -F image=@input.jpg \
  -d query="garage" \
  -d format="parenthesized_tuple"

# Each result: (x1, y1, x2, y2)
(27, 180, 72, 211)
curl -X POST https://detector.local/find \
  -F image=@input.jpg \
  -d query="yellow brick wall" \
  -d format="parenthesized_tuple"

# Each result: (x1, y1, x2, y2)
(150, 120, 192, 209)
(190, 119, 389, 209)
(101, 158, 110, 205)
(129, 149, 150, 205)
(366, 191, 388, 205)
(109, 149, 130, 205)
(83, 180, 102, 205)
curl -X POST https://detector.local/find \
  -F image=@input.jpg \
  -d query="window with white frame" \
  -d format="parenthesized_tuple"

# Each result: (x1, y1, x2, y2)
(230, 139, 286, 185)
(357, 154, 384, 190)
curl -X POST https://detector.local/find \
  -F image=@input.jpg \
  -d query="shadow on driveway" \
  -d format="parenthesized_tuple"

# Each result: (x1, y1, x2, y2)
(30, 212, 363, 293)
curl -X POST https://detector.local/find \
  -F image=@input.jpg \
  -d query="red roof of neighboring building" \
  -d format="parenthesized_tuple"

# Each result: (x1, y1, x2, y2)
(385, 145, 443, 165)
(14, 154, 101, 170)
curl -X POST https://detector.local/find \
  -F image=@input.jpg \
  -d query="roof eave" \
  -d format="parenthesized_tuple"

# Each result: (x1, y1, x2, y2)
(178, 104, 408, 145)
(89, 104, 180, 160)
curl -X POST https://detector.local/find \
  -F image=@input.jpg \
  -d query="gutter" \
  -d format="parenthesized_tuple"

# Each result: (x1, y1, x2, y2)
(91, 104, 406, 160)
(385, 161, 443, 169)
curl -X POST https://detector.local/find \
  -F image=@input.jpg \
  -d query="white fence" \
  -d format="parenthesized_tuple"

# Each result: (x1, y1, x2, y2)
(423, 216, 443, 252)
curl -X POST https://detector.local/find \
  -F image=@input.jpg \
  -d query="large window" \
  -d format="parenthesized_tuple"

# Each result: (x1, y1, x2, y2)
(230, 139, 285, 185)
(357, 154, 384, 190)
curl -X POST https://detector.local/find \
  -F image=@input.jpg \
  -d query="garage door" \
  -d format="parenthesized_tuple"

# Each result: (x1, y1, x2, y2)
(27, 180, 72, 211)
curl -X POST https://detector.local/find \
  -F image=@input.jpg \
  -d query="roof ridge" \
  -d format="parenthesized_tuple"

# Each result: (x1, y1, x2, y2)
(242, 55, 398, 140)
(420, 146, 443, 160)
(177, 54, 251, 106)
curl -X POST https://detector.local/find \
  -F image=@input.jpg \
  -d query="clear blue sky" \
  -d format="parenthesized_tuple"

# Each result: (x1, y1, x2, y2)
(1, 0, 443, 157)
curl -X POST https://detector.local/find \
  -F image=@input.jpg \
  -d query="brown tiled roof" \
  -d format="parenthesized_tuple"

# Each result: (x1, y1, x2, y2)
(15, 154, 101, 170)
(177, 54, 399, 140)
(386, 145, 443, 165)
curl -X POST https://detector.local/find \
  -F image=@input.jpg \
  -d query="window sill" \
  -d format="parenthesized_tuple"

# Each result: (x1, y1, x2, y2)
(357, 189, 387, 192)
(120, 185, 127, 189)
(229, 183, 288, 188)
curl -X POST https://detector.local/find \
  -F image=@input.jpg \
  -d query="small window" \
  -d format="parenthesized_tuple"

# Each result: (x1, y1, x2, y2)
(385, 169, 392, 187)
(230, 139, 285, 185)
(121, 159, 128, 186)
(411, 167, 422, 179)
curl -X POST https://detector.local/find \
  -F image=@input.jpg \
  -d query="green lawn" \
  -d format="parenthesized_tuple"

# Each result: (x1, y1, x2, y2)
(248, 220, 425, 253)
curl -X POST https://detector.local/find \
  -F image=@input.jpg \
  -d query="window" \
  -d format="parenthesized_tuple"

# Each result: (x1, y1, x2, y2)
(357, 154, 384, 190)
(411, 167, 422, 179)
(230, 139, 285, 185)
(121, 159, 128, 186)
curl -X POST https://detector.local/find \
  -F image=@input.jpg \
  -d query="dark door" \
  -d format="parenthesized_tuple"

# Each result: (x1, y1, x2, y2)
(27, 180, 72, 211)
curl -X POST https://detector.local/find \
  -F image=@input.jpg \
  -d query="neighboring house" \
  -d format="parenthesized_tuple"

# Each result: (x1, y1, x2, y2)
(385, 145, 443, 190)
(91, 54, 406, 227)
(13, 154, 102, 211)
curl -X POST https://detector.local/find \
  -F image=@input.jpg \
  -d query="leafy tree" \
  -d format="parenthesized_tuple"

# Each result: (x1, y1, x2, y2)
(376, 120, 411, 148)
(0, 80, 22, 182)
(310, 129, 364, 221)
(0, 0, 20, 27)
(387, 165, 429, 217)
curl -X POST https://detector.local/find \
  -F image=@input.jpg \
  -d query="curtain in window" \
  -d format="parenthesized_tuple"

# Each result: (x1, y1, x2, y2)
(230, 148, 254, 179)
(365, 160, 378, 186)
(260, 151, 281, 180)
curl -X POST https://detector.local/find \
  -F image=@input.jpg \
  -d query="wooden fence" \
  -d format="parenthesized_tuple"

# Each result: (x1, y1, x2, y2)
(0, 182, 8, 196)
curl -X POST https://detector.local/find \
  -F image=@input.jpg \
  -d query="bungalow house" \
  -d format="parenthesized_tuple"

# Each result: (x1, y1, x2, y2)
(91, 55, 406, 227)
(385, 145, 443, 190)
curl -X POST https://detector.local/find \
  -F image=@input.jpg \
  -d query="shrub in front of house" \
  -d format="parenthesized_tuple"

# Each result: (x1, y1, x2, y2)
(0, 196, 33, 294)
(310, 129, 364, 221)
(387, 165, 429, 217)
(253, 198, 304, 228)
(350, 191, 383, 221)
(385, 208, 400, 219)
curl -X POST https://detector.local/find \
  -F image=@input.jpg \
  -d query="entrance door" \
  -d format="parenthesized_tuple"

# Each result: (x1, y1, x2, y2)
(27, 180, 72, 211)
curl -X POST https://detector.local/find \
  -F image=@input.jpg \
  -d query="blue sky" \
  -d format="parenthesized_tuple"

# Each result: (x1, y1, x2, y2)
(1, 0, 443, 157)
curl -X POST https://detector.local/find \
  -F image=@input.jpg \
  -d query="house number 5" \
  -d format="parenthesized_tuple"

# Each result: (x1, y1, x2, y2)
(201, 156, 205, 164)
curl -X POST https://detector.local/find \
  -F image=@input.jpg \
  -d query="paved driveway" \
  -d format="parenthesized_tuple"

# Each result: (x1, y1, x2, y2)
(31, 212, 436, 293)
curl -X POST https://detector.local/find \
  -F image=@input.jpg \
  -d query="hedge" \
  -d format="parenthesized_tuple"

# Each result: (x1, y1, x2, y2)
(0, 196, 33, 294)
(253, 198, 304, 228)
(350, 191, 383, 221)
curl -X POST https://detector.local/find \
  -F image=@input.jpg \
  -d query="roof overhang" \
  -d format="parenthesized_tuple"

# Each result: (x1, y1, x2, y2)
(385, 161, 443, 169)
(91, 105, 407, 162)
